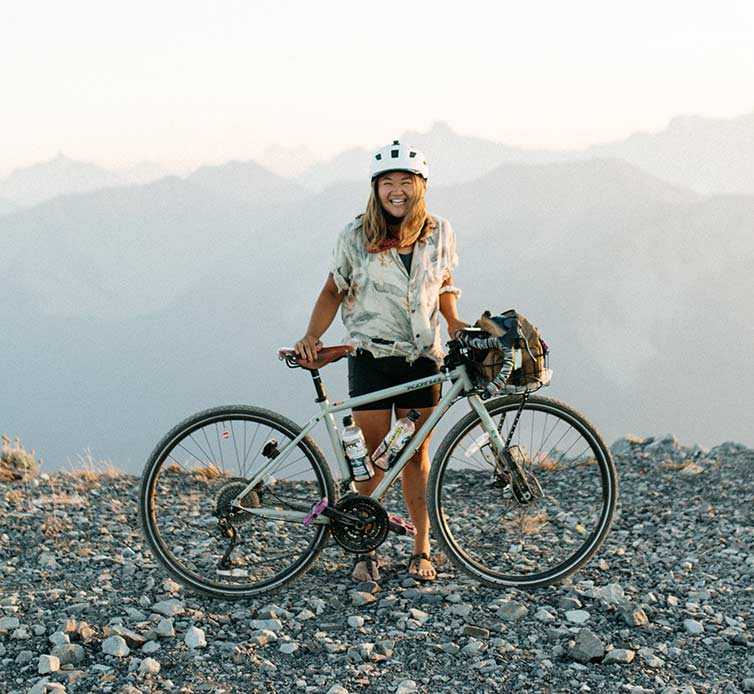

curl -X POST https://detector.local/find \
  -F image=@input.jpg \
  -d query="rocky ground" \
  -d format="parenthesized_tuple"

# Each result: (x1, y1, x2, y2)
(1, 435, 753, 694)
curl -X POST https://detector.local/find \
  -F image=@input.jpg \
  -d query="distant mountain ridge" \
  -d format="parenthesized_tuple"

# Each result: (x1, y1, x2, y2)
(0, 153, 126, 207)
(584, 111, 754, 196)
(295, 111, 754, 195)
(1, 161, 307, 319)
(5, 108, 753, 207)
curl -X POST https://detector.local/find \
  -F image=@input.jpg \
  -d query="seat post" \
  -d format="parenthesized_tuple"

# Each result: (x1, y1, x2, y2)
(310, 369, 328, 403)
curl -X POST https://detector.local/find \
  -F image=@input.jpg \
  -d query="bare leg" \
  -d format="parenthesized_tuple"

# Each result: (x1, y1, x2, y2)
(350, 408, 391, 581)
(395, 406, 437, 580)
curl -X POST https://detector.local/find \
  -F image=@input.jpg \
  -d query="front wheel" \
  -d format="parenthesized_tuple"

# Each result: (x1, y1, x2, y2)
(428, 395, 617, 588)
(139, 405, 335, 598)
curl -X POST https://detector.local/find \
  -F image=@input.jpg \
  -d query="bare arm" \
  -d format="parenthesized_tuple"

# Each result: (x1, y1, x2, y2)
(295, 274, 345, 361)
(439, 273, 469, 338)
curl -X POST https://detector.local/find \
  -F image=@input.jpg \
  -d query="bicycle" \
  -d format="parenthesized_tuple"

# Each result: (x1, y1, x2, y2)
(139, 333, 618, 599)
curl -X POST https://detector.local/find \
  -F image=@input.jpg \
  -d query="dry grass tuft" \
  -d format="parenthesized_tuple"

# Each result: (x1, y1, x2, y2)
(520, 511, 548, 535)
(66, 449, 124, 481)
(192, 464, 224, 481)
(40, 512, 72, 537)
(1, 434, 41, 481)
(534, 455, 562, 471)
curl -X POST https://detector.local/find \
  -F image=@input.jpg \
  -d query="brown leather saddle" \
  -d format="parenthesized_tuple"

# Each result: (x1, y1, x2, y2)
(277, 345, 354, 370)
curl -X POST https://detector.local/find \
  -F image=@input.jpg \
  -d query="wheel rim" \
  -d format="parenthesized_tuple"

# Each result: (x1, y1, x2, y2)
(143, 412, 330, 595)
(434, 399, 615, 585)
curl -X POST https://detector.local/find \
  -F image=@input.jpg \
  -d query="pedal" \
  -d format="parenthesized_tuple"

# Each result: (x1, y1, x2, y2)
(304, 498, 329, 527)
(388, 514, 416, 537)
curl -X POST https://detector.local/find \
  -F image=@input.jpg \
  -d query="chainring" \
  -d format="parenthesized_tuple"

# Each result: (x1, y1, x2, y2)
(215, 479, 260, 525)
(330, 494, 389, 553)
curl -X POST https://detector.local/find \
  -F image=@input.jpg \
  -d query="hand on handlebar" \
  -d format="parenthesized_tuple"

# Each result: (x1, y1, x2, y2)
(294, 335, 323, 363)
(447, 318, 471, 340)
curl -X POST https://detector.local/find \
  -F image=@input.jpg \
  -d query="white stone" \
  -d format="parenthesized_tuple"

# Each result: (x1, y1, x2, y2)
(535, 607, 556, 623)
(155, 618, 175, 638)
(151, 599, 185, 617)
(603, 648, 635, 664)
(49, 631, 70, 646)
(38, 654, 61, 674)
(162, 578, 182, 594)
(396, 680, 418, 694)
(51, 643, 85, 665)
(348, 616, 365, 628)
(0, 616, 20, 631)
(102, 635, 130, 657)
(279, 641, 298, 654)
(139, 656, 161, 673)
(142, 641, 161, 654)
(184, 625, 206, 649)
(683, 619, 704, 635)
(565, 609, 591, 625)
(591, 583, 625, 605)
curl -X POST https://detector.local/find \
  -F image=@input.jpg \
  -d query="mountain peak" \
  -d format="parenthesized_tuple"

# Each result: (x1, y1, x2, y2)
(428, 121, 454, 134)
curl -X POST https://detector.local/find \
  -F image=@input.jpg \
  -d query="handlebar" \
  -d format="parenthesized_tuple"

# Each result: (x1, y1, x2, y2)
(446, 330, 517, 399)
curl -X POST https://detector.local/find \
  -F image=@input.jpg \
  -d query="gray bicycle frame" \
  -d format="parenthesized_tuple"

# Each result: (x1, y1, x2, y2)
(234, 362, 508, 524)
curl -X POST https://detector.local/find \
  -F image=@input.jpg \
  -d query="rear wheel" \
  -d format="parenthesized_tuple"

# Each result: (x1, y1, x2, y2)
(428, 395, 617, 588)
(139, 405, 334, 598)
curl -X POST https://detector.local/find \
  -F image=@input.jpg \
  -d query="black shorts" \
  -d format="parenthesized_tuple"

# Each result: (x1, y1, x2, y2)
(347, 350, 441, 411)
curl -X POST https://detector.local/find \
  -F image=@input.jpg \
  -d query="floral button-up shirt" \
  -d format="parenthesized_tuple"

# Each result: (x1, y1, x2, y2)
(330, 215, 459, 363)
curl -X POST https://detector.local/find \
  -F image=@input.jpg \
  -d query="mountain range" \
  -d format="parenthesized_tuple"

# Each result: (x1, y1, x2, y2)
(2, 109, 754, 211)
(2, 150, 753, 472)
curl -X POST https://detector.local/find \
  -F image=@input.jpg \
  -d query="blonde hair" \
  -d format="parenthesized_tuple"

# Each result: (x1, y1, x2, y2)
(361, 173, 434, 248)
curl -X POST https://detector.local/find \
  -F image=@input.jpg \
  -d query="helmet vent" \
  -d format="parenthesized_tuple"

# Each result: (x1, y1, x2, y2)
(391, 149, 399, 158)
(408, 151, 416, 158)
(375, 153, 382, 160)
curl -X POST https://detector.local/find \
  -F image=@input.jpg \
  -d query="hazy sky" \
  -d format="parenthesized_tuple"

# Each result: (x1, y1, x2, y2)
(2, 0, 753, 176)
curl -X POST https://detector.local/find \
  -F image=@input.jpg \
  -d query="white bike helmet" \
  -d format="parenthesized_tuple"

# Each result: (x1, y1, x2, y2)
(369, 140, 429, 181)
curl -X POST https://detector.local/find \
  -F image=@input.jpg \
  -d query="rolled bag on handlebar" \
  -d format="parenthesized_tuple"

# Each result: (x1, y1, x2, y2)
(460, 310, 551, 397)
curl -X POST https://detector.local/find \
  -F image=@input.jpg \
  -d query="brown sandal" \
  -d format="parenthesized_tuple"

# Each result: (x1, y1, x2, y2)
(408, 552, 436, 582)
(351, 553, 380, 582)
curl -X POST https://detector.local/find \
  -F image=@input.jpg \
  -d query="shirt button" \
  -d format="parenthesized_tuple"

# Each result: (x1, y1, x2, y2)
(415, 334, 420, 338)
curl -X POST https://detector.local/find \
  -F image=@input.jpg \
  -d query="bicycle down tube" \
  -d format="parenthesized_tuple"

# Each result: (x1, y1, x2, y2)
(233, 364, 474, 522)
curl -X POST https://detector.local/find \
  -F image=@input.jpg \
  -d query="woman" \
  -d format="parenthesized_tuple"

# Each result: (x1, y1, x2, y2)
(295, 140, 467, 582)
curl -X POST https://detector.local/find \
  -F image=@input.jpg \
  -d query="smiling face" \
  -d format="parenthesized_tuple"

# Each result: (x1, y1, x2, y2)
(376, 171, 417, 218)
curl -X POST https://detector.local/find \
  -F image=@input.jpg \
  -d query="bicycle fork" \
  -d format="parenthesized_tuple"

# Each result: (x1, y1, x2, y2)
(468, 394, 541, 505)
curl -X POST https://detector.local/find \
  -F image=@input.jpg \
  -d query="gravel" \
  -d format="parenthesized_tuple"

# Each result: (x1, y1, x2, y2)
(1, 436, 753, 693)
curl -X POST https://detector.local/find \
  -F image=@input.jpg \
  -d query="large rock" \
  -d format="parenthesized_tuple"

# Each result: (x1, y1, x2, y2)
(38, 654, 61, 674)
(603, 648, 635, 664)
(184, 625, 207, 649)
(151, 599, 185, 617)
(102, 635, 130, 657)
(51, 643, 85, 665)
(569, 629, 604, 663)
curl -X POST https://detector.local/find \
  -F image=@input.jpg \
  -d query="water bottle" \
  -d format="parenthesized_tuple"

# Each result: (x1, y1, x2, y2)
(372, 409, 420, 471)
(341, 415, 374, 482)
